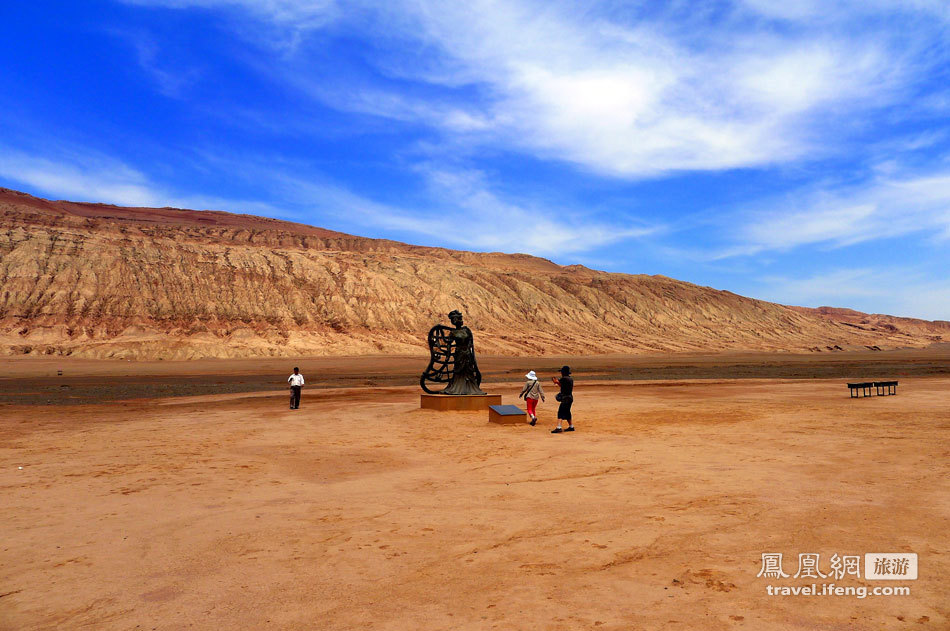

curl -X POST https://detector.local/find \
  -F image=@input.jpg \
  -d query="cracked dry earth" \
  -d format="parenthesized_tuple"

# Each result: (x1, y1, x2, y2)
(2, 378, 948, 630)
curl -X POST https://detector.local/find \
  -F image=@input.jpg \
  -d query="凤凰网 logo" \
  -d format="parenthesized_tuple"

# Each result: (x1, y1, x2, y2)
(757, 552, 917, 580)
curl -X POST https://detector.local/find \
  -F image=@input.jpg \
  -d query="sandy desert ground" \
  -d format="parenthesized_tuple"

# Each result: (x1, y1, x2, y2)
(1, 352, 948, 630)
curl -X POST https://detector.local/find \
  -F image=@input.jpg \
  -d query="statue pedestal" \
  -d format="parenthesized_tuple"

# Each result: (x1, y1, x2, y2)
(420, 393, 502, 411)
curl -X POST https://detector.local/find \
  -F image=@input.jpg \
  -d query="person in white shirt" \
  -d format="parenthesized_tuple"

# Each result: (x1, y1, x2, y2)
(288, 367, 305, 409)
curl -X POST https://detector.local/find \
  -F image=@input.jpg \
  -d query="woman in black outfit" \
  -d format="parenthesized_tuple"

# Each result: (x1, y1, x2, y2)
(551, 365, 574, 433)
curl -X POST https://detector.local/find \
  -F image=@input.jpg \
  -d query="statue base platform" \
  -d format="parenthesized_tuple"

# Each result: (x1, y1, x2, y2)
(420, 393, 502, 411)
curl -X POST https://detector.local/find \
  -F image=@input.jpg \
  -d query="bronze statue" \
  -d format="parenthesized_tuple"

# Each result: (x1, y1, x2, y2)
(420, 310, 485, 395)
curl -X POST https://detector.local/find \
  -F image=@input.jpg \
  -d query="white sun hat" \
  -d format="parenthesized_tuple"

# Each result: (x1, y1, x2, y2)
(525, 370, 537, 380)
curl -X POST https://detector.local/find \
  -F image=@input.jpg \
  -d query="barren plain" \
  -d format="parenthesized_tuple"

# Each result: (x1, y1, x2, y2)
(2, 351, 947, 630)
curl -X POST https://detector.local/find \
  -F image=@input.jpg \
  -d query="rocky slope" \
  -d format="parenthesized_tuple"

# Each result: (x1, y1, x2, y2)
(1, 187, 947, 359)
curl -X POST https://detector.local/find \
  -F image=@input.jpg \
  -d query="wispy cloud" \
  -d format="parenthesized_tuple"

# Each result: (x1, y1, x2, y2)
(719, 170, 950, 257)
(282, 77, 495, 134)
(124, 0, 945, 177)
(410, 163, 657, 254)
(404, 4, 904, 176)
(738, 0, 950, 22)
(241, 160, 658, 256)
(122, 0, 342, 51)
(123, 0, 340, 29)
(125, 34, 203, 97)
(0, 145, 283, 218)
(0, 147, 163, 206)
(756, 267, 950, 320)
(0, 139, 654, 258)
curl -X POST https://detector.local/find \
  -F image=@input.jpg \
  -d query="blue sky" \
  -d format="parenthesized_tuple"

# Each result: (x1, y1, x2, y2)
(1, 1, 949, 319)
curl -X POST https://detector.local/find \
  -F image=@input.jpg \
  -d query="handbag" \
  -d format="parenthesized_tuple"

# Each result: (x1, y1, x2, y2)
(555, 392, 562, 402)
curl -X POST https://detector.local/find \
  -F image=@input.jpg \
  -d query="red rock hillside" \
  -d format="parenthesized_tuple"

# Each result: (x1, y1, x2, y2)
(1, 187, 947, 359)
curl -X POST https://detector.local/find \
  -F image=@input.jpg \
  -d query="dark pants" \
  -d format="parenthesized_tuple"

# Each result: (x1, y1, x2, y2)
(557, 396, 573, 421)
(290, 386, 301, 409)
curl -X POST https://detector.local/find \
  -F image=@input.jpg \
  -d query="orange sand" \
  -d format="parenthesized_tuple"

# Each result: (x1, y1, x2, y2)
(1, 367, 948, 629)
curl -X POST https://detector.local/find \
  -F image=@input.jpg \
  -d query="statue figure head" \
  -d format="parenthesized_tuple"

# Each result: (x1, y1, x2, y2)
(448, 310, 463, 327)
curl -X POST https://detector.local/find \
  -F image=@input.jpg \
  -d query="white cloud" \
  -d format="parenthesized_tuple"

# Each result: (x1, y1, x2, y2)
(403, 3, 921, 176)
(121, 0, 343, 52)
(739, 0, 950, 22)
(283, 78, 496, 133)
(124, 0, 340, 28)
(258, 162, 657, 256)
(756, 267, 950, 320)
(741, 204, 878, 253)
(412, 164, 657, 254)
(760, 268, 889, 303)
(0, 145, 285, 219)
(0, 148, 163, 206)
(726, 170, 950, 255)
(119, 33, 203, 98)
(123, 0, 944, 177)
(0, 137, 655, 258)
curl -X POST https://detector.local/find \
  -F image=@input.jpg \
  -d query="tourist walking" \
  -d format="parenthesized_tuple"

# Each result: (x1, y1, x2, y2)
(551, 365, 574, 433)
(288, 367, 304, 409)
(519, 370, 545, 426)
